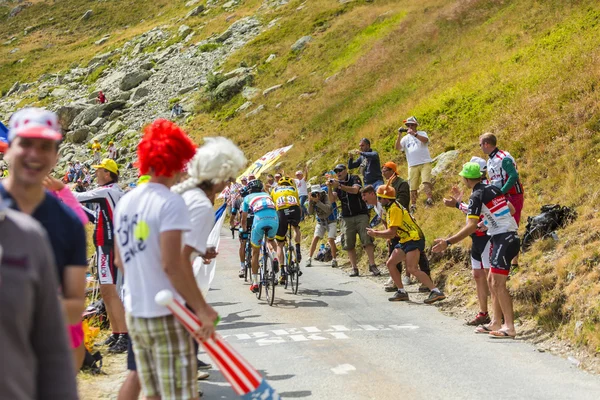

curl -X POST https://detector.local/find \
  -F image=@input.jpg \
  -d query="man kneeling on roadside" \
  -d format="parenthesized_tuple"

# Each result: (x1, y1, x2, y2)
(366, 185, 445, 304)
(306, 184, 338, 268)
(433, 162, 520, 339)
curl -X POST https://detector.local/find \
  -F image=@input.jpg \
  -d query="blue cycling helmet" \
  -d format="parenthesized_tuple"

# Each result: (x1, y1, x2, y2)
(247, 179, 263, 193)
(240, 186, 250, 198)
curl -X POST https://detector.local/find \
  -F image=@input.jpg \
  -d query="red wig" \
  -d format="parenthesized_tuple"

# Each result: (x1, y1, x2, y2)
(137, 119, 196, 177)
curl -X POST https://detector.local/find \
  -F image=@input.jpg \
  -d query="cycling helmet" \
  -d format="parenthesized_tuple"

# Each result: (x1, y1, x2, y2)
(247, 179, 263, 193)
(240, 186, 250, 198)
(278, 176, 295, 187)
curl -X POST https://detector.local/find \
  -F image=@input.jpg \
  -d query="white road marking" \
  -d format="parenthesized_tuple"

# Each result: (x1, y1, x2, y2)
(390, 324, 419, 330)
(271, 329, 289, 335)
(329, 332, 350, 339)
(331, 364, 356, 375)
(304, 326, 321, 333)
(290, 335, 310, 342)
(257, 337, 287, 346)
(327, 325, 350, 332)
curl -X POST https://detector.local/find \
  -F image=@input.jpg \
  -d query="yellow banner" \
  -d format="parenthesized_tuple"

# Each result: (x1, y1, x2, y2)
(238, 145, 293, 182)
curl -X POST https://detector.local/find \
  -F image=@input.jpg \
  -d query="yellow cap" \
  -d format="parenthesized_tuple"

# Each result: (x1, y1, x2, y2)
(92, 158, 119, 174)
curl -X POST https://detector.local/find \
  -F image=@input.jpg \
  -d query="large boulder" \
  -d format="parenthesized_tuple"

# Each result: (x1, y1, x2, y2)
(213, 74, 253, 102)
(431, 150, 461, 177)
(56, 104, 87, 130)
(119, 71, 152, 91)
(106, 120, 127, 136)
(71, 105, 104, 128)
(102, 100, 127, 113)
(291, 36, 312, 52)
(186, 5, 205, 18)
(131, 87, 150, 101)
(66, 128, 90, 144)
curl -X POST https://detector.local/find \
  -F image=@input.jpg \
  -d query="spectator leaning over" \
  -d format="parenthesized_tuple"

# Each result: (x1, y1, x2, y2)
(0, 108, 88, 369)
(0, 201, 78, 400)
(73, 158, 128, 353)
(395, 116, 434, 212)
(367, 185, 445, 304)
(328, 163, 380, 277)
(115, 119, 216, 400)
(479, 132, 524, 270)
(306, 184, 338, 268)
(294, 165, 309, 221)
(348, 138, 384, 189)
(433, 162, 520, 338)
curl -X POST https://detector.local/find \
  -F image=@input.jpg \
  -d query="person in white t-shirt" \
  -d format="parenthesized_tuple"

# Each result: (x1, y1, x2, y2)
(294, 166, 309, 221)
(395, 116, 434, 212)
(114, 119, 216, 400)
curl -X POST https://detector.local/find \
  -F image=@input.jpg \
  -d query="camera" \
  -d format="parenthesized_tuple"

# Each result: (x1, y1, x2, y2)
(328, 179, 335, 184)
(311, 192, 318, 198)
(398, 127, 408, 133)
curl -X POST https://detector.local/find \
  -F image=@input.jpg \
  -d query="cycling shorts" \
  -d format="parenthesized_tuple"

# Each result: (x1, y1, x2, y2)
(239, 216, 254, 240)
(471, 235, 492, 270)
(251, 211, 278, 248)
(275, 206, 301, 241)
(96, 245, 117, 285)
(490, 232, 520, 275)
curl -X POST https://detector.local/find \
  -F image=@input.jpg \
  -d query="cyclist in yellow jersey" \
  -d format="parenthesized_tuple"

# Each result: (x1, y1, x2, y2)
(366, 185, 445, 304)
(270, 177, 302, 284)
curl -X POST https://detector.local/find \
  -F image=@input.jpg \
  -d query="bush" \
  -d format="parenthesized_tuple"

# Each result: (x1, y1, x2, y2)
(197, 43, 221, 53)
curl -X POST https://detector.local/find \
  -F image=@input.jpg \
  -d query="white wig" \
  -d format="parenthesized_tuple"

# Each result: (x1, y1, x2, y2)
(172, 137, 247, 194)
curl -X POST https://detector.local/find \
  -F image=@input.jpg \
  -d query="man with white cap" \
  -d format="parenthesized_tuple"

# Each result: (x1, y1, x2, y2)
(294, 166, 309, 221)
(395, 116, 434, 213)
(0, 107, 88, 366)
(306, 183, 338, 268)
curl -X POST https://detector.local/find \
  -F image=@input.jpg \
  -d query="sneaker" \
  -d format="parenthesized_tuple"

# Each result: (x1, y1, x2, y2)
(402, 276, 413, 286)
(384, 280, 397, 292)
(272, 259, 279, 274)
(238, 268, 245, 278)
(331, 259, 338, 268)
(306, 258, 312, 268)
(197, 371, 210, 380)
(467, 312, 491, 326)
(108, 334, 129, 354)
(250, 284, 259, 293)
(424, 290, 446, 304)
(369, 264, 381, 276)
(409, 204, 417, 214)
(97, 334, 119, 347)
(349, 268, 359, 277)
(425, 198, 434, 207)
(388, 291, 409, 302)
(197, 360, 212, 370)
(418, 284, 429, 293)
(278, 275, 286, 285)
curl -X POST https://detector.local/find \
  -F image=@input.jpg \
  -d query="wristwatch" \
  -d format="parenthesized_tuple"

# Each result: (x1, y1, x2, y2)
(445, 240, 452, 247)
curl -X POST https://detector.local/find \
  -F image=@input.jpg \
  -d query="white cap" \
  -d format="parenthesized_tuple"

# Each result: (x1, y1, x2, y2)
(8, 108, 62, 142)
(310, 184, 322, 193)
(403, 116, 419, 126)
(470, 156, 487, 173)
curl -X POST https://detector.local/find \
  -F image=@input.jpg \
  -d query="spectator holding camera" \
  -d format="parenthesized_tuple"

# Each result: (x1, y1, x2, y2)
(348, 138, 384, 189)
(395, 116, 434, 212)
(328, 164, 379, 277)
(306, 184, 338, 268)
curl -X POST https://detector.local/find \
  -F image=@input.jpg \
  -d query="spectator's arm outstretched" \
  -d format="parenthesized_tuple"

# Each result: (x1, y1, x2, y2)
(348, 155, 363, 170)
(501, 158, 519, 194)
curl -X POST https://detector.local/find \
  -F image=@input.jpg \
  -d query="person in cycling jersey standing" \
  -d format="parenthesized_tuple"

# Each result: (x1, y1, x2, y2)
(241, 179, 279, 293)
(271, 177, 303, 284)
(433, 162, 520, 338)
(479, 132, 524, 269)
(73, 158, 128, 353)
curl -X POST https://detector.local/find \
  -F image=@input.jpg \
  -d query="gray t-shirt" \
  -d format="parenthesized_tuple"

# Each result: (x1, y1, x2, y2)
(0, 208, 78, 400)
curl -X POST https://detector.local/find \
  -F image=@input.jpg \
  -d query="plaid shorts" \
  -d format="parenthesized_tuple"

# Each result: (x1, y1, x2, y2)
(126, 314, 197, 400)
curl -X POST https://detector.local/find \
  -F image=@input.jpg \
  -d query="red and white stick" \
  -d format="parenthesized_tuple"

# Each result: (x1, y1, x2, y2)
(155, 290, 279, 399)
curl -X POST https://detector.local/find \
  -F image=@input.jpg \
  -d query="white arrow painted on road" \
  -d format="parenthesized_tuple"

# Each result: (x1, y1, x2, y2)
(331, 364, 356, 375)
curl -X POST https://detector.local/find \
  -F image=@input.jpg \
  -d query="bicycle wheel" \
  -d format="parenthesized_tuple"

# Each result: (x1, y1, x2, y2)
(244, 243, 251, 282)
(283, 244, 290, 290)
(257, 251, 264, 300)
(288, 245, 299, 294)
(264, 251, 276, 306)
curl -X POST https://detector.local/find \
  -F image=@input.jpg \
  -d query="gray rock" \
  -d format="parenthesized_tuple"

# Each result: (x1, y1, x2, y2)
(38, 90, 49, 100)
(236, 101, 253, 113)
(131, 87, 150, 101)
(9, 48, 20, 54)
(186, 5, 205, 18)
(6, 81, 20, 97)
(286, 76, 297, 84)
(291, 36, 312, 52)
(222, 0, 240, 9)
(103, 100, 127, 113)
(245, 104, 265, 118)
(186, 0, 200, 6)
(132, 98, 148, 108)
(263, 84, 282, 96)
(95, 36, 110, 46)
(215, 30, 232, 43)
(8, 4, 30, 18)
(66, 128, 90, 144)
(178, 85, 196, 95)
(574, 320, 584, 336)
(56, 105, 87, 130)
(109, 110, 123, 121)
(213, 74, 253, 102)
(81, 10, 93, 21)
(139, 62, 154, 71)
(88, 51, 117, 68)
(119, 71, 152, 91)
(61, 153, 75, 162)
(224, 67, 252, 79)
(106, 120, 127, 136)
(431, 150, 460, 177)
(89, 133, 109, 144)
(242, 86, 260, 100)
(88, 91, 101, 100)
(90, 117, 106, 128)
(266, 54, 277, 63)
(117, 91, 132, 101)
(51, 88, 69, 97)
(178, 25, 192, 38)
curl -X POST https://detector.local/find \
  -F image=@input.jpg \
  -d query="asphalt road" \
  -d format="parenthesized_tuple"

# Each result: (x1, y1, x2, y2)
(198, 230, 600, 400)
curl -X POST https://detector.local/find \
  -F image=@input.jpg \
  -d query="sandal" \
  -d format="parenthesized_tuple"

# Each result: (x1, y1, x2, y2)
(474, 325, 494, 334)
(489, 330, 516, 339)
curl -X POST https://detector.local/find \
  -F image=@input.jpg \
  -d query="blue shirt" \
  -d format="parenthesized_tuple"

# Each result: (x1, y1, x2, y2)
(0, 184, 88, 288)
(242, 192, 277, 218)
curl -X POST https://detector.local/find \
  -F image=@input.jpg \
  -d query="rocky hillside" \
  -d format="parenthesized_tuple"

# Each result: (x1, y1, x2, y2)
(1, 0, 600, 369)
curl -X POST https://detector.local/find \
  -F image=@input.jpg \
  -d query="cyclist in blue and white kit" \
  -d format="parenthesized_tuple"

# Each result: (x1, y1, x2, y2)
(240, 179, 279, 293)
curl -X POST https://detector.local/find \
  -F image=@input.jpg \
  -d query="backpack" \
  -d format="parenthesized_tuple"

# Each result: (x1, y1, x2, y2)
(315, 244, 333, 262)
(81, 349, 103, 374)
(522, 204, 577, 251)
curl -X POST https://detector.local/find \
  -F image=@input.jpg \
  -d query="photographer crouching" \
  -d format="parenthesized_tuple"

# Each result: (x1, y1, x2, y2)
(306, 184, 339, 268)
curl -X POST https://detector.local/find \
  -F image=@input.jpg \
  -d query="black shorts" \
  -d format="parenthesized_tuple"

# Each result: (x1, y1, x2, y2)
(127, 337, 136, 371)
(490, 232, 520, 275)
(96, 245, 117, 285)
(395, 238, 425, 254)
(276, 206, 301, 241)
(471, 234, 491, 263)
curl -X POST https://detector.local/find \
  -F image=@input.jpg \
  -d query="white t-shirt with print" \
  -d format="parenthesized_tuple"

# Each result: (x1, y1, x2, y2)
(400, 131, 432, 167)
(116, 183, 191, 318)
(295, 178, 308, 196)
(182, 188, 213, 256)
